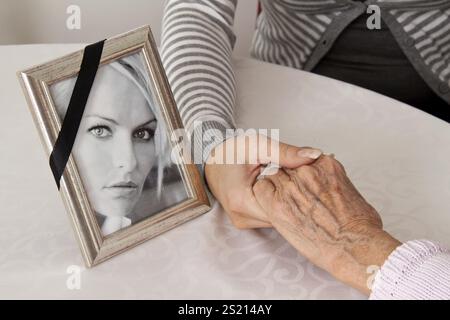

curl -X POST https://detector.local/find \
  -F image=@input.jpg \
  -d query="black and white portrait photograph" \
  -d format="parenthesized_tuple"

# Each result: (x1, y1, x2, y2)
(50, 51, 189, 236)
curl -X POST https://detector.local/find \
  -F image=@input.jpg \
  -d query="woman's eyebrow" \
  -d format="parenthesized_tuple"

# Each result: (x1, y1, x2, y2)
(137, 118, 156, 128)
(85, 114, 156, 128)
(85, 114, 119, 125)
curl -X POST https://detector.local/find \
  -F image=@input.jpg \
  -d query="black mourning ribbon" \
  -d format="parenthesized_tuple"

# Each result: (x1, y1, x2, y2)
(49, 40, 105, 190)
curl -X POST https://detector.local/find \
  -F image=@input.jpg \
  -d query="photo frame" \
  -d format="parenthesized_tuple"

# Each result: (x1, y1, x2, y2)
(17, 26, 211, 267)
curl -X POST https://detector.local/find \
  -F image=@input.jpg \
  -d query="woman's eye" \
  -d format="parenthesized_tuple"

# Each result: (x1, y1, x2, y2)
(133, 128, 154, 141)
(88, 126, 111, 138)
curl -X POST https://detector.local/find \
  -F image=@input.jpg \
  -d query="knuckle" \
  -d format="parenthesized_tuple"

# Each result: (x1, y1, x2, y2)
(320, 155, 335, 168)
(315, 155, 346, 176)
(326, 156, 345, 172)
(295, 165, 318, 179)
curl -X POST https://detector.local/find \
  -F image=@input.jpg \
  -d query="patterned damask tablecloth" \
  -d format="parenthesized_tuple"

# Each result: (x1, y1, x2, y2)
(0, 44, 449, 299)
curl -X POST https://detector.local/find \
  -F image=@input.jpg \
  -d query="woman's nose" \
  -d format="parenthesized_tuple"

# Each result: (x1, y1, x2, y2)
(112, 134, 137, 172)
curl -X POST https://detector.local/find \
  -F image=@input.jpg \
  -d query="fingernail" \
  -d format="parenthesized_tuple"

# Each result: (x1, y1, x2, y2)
(259, 163, 280, 176)
(297, 149, 322, 159)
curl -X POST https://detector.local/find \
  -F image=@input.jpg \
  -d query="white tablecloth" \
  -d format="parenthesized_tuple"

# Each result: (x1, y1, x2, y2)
(1, 44, 449, 299)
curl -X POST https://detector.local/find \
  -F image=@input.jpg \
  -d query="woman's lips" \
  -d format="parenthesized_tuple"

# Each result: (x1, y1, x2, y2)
(104, 181, 138, 198)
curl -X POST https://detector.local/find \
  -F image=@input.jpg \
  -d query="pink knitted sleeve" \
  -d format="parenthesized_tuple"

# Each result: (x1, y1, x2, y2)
(370, 239, 450, 300)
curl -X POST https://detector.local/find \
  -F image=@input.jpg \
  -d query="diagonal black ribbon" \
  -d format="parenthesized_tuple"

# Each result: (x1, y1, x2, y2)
(49, 40, 105, 190)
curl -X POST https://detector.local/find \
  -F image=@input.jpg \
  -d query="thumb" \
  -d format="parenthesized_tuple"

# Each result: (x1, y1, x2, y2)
(276, 142, 322, 168)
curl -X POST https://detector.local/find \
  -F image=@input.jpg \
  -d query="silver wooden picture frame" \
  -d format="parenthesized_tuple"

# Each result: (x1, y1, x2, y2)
(17, 26, 211, 267)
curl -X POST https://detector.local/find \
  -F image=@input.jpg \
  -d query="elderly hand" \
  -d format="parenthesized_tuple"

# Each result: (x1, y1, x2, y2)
(205, 133, 323, 229)
(253, 155, 401, 294)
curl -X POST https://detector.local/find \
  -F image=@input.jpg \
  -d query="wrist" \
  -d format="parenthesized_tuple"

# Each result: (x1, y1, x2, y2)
(331, 228, 401, 294)
(357, 229, 401, 267)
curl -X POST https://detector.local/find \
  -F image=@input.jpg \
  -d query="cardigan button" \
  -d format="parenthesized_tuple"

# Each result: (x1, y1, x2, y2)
(439, 82, 450, 94)
(404, 37, 415, 47)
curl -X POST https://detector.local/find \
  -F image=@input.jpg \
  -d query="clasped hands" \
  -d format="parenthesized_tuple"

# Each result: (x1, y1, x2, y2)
(205, 134, 400, 294)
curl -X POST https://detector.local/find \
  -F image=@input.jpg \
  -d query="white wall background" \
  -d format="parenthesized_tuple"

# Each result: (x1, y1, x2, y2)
(0, 0, 258, 57)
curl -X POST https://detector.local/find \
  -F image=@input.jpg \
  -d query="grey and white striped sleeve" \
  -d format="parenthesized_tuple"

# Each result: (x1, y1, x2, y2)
(160, 0, 238, 178)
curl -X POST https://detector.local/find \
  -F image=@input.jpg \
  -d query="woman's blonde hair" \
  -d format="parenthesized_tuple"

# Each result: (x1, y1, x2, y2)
(50, 52, 171, 200)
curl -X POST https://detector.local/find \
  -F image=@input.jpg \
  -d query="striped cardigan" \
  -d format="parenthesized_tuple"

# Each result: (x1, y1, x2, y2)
(161, 0, 450, 168)
(160, 0, 450, 300)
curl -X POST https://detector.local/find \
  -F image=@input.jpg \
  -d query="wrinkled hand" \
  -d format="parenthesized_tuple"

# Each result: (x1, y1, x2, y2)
(253, 155, 401, 294)
(205, 133, 322, 229)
